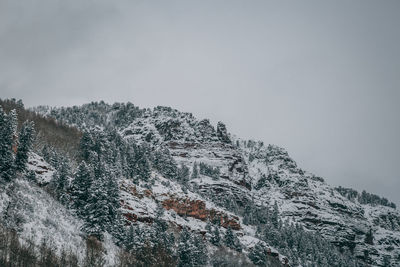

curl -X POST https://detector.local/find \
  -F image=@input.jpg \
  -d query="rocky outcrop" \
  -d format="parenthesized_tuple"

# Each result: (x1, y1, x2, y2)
(162, 197, 241, 230)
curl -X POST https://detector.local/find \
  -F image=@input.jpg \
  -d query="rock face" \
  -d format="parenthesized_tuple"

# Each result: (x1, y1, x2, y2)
(162, 197, 241, 230)
(245, 142, 400, 265)
(37, 103, 400, 266)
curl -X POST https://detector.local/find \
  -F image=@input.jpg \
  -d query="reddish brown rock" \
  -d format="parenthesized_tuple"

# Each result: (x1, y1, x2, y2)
(162, 197, 241, 230)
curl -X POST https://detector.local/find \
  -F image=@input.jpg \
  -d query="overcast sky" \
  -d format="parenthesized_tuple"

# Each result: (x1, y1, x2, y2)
(1, 0, 399, 205)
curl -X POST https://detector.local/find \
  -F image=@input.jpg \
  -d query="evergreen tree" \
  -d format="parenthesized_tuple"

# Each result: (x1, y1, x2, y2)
(26, 170, 37, 182)
(80, 131, 94, 161)
(126, 144, 151, 183)
(15, 121, 35, 172)
(249, 242, 267, 266)
(105, 172, 124, 242)
(243, 203, 254, 225)
(71, 161, 93, 218)
(83, 175, 109, 240)
(0, 108, 17, 181)
(210, 225, 221, 246)
(81, 161, 123, 241)
(177, 227, 192, 267)
(151, 203, 173, 250)
(365, 228, 374, 245)
(216, 122, 231, 143)
(205, 219, 212, 240)
(191, 162, 199, 179)
(178, 164, 190, 185)
(224, 226, 242, 252)
(178, 227, 207, 267)
(52, 160, 70, 204)
(272, 201, 279, 228)
(125, 225, 136, 251)
(192, 234, 208, 266)
(152, 148, 178, 179)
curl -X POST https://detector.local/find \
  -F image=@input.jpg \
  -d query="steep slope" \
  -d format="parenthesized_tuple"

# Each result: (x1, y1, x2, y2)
(34, 102, 400, 266)
(244, 142, 400, 266)
(0, 152, 120, 266)
(0, 153, 85, 261)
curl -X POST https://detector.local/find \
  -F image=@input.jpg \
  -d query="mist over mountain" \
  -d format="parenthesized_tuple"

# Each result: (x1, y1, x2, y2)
(0, 98, 399, 266)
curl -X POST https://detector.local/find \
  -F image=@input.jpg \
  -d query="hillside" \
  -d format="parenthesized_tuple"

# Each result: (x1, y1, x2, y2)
(0, 99, 399, 266)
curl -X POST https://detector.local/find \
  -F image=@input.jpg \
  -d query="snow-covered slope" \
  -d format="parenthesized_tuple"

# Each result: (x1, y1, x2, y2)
(33, 103, 400, 266)
(0, 153, 120, 266)
(0, 155, 85, 261)
(243, 142, 400, 265)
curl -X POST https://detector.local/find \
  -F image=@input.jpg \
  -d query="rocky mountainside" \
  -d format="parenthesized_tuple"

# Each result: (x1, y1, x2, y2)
(1, 99, 399, 266)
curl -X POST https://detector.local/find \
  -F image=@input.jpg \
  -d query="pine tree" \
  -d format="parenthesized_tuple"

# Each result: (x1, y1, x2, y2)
(152, 148, 178, 179)
(249, 242, 267, 266)
(71, 161, 93, 218)
(15, 121, 35, 172)
(178, 164, 190, 185)
(192, 234, 208, 266)
(272, 201, 279, 228)
(243, 203, 254, 225)
(135, 147, 151, 182)
(127, 144, 151, 183)
(81, 161, 123, 241)
(191, 162, 199, 179)
(26, 170, 37, 182)
(177, 227, 207, 267)
(210, 225, 221, 246)
(52, 160, 70, 204)
(83, 175, 109, 240)
(105, 172, 124, 242)
(205, 220, 212, 240)
(177, 227, 192, 267)
(80, 131, 94, 161)
(125, 225, 135, 251)
(224, 226, 242, 251)
(216, 122, 231, 143)
(0, 108, 17, 181)
(365, 228, 374, 245)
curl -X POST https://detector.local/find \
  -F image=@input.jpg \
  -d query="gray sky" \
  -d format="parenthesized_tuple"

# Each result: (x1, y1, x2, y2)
(1, 0, 400, 206)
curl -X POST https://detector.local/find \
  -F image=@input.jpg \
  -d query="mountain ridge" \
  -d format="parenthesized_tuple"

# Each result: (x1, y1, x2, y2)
(1, 99, 399, 266)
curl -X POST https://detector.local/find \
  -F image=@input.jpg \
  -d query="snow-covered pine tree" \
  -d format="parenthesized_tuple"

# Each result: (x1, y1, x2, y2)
(83, 173, 109, 240)
(249, 242, 267, 266)
(124, 225, 136, 251)
(224, 226, 242, 252)
(104, 171, 124, 242)
(210, 224, 221, 246)
(243, 202, 254, 225)
(126, 144, 151, 183)
(191, 162, 199, 179)
(216, 121, 231, 143)
(178, 164, 190, 186)
(365, 228, 374, 245)
(177, 227, 193, 267)
(15, 121, 35, 172)
(152, 148, 178, 180)
(71, 161, 93, 218)
(80, 131, 94, 161)
(81, 160, 123, 241)
(205, 219, 212, 241)
(52, 160, 70, 204)
(177, 227, 208, 267)
(0, 108, 17, 181)
(272, 201, 279, 228)
(192, 234, 208, 266)
(26, 170, 37, 182)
